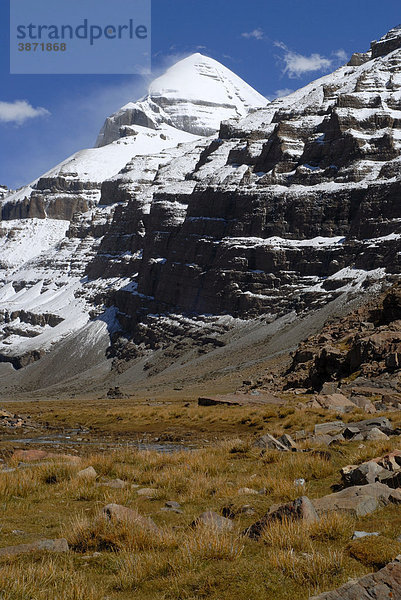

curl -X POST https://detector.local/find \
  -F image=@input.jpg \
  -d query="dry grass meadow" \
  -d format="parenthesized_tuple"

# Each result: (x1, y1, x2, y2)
(0, 398, 400, 599)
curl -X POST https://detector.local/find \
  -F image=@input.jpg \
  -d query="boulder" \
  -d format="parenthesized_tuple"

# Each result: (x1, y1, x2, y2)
(316, 393, 356, 413)
(312, 482, 398, 517)
(0, 538, 69, 557)
(310, 555, 401, 599)
(191, 510, 233, 531)
(379, 471, 401, 489)
(254, 433, 289, 452)
(363, 427, 389, 441)
(278, 434, 298, 451)
(314, 421, 345, 436)
(343, 426, 363, 440)
(347, 416, 393, 433)
(350, 396, 376, 413)
(77, 466, 97, 480)
(377, 450, 401, 471)
(341, 461, 387, 486)
(321, 382, 341, 395)
(243, 496, 318, 540)
(102, 504, 158, 531)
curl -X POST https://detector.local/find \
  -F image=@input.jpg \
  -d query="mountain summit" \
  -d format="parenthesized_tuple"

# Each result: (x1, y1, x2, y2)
(96, 53, 267, 145)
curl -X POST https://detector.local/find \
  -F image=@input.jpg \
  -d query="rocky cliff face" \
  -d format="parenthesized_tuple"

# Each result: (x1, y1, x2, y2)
(1, 30, 401, 387)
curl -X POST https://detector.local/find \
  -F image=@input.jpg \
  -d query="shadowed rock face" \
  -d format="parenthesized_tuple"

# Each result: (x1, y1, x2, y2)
(94, 26, 401, 344)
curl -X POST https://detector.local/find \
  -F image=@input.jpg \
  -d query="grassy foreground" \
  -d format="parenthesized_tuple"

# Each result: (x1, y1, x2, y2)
(0, 411, 401, 600)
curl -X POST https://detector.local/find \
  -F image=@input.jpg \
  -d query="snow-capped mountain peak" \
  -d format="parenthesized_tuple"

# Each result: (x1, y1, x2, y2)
(96, 53, 267, 146)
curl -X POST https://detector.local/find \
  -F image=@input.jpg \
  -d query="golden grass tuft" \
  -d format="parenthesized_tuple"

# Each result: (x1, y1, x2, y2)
(348, 535, 401, 569)
(309, 512, 355, 542)
(181, 525, 245, 563)
(270, 548, 344, 588)
(66, 512, 156, 552)
(0, 556, 100, 600)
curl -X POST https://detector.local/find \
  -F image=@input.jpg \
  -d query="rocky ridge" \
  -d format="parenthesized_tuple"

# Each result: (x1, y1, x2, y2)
(1, 29, 401, 386)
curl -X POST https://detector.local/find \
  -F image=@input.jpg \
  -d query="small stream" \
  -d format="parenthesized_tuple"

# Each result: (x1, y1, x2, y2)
(2, 433, 192, 453)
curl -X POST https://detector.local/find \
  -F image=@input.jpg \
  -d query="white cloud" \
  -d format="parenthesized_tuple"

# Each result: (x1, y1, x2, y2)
(242, 28, 264, 40)
(333, 48, 348, 62)
(0, 100, 49, 125)
(275, 41, 332, 78)
(274, 88, 294, 98)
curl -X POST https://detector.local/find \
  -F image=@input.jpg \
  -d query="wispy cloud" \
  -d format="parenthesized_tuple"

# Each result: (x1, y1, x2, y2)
(0, 100, 49, 125)
(274, 88, 294, 98)
(274, 42, 348, 79)
(241, 28, 265, 40)
(333, 49, 348, 62)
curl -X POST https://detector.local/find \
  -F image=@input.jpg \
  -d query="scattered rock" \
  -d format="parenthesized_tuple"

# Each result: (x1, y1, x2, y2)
(136, 487, 158, 498)
(96, 478, 126, 489)
(0, 538, 69, 557)
(278, 434, 298, 451)
(352, 531, 379, 540)
(102, 504, 158, 531)
(363, 427, 389, 441)
(341, 461, 387, 486)
(254, 433, 289, 452)
(161, 501, 183, 514)
(243, 496, 318, 540)
(165, 501, 181, 509)
(77, 466, 97, 480)
(191, 510, 233, 531)
(316, 393, 357, 413)
(314, 421, 345, 436)
(238, 487, 259, 495)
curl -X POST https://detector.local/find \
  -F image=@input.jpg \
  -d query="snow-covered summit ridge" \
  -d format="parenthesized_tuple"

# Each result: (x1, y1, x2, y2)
(96, 53, 267, 146)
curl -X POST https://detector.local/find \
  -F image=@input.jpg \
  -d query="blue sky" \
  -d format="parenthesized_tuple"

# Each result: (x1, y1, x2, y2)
(1, 0, 401, 189)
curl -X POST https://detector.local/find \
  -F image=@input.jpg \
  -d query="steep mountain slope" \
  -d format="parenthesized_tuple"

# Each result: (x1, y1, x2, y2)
(1, 28, 401, 394)
(0, 54, 266, 382)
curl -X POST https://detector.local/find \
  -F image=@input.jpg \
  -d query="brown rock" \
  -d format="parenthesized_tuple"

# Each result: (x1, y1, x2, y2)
(243, 496, 318, 540)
